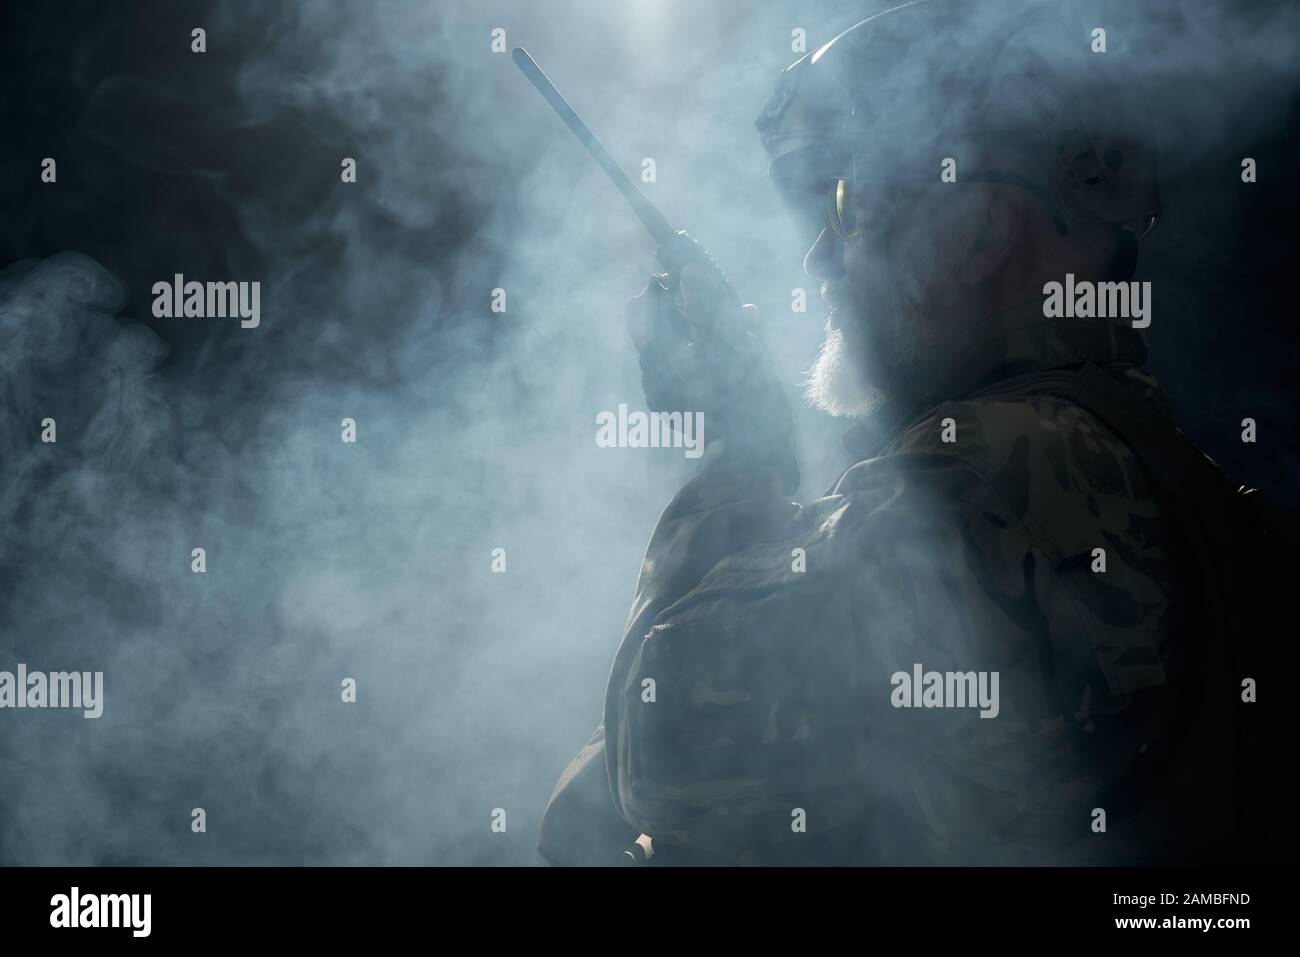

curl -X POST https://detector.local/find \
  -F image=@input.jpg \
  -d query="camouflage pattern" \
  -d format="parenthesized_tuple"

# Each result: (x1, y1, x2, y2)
(540, 308, 1187, 865)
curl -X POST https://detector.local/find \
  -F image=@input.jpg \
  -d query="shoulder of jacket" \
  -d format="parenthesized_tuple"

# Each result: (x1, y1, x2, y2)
(888, 392, 1142, 491)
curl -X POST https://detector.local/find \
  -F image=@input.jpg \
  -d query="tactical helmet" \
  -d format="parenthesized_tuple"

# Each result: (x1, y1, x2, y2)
(757, 0, 1161, 262)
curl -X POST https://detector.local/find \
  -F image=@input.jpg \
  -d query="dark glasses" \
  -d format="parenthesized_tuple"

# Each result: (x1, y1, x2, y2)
(823, 170, 1072, 241)
(826, 178, 860, 240)
(824, 177, 896, 241)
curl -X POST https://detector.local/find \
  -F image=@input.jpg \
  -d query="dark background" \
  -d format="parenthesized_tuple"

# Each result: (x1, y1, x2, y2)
(0, 0, 1296, 864)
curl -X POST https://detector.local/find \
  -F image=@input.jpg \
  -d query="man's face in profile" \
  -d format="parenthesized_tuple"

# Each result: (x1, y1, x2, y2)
(803, 179, 982, 418)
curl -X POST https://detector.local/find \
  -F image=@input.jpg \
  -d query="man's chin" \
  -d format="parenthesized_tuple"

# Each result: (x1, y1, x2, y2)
(803, 323, 885, 419)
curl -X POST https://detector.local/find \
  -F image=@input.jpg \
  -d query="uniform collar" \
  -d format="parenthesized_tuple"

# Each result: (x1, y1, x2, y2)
(840, 302, 1149, 460)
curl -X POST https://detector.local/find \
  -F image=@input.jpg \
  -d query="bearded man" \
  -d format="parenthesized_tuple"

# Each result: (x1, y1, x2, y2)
(537, 0, 1275, 866)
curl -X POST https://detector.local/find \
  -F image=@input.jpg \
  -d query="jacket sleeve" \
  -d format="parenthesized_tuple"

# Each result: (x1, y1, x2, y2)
(536, 722, 638, 866)
(538, 443, 799, 864)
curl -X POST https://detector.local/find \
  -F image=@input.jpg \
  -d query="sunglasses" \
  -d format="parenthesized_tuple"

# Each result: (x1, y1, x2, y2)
(824, 177, 900, 241)
(823, 171, 1071, 242)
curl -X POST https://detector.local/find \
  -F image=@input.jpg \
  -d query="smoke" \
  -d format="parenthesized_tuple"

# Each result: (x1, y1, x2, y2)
(0, 0, 1296, 864)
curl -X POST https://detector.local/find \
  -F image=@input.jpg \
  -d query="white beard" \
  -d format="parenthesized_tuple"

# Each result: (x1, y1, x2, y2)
(803, 321, 883, 418)
(804, 281, 928, 419)
(804, 235, 942, 419)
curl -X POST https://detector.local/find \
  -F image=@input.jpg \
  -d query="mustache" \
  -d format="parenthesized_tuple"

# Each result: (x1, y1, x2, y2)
(821, 280, 850, 312)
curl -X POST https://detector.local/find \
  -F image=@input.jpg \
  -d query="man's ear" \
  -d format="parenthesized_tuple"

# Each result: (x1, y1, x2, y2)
(957, 185, 1026, 286)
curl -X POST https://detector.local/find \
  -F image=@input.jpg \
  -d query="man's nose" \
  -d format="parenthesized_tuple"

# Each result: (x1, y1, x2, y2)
(803, 227, 845, 281)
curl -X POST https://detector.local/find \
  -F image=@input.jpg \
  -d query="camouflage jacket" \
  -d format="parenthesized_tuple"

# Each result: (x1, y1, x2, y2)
(540, 311, 1185, 866)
